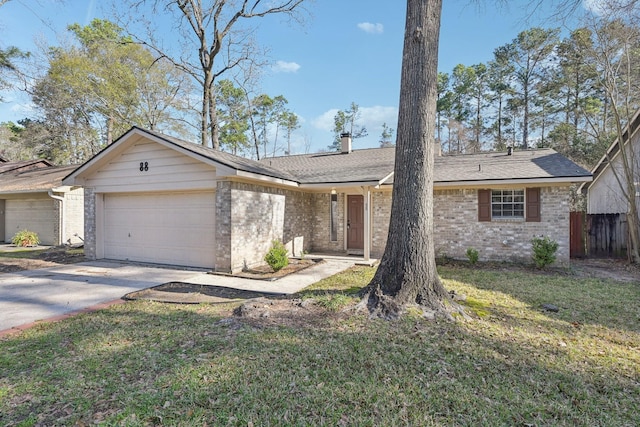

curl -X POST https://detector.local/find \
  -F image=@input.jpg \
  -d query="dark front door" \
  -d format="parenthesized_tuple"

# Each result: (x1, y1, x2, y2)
(347, 195, 364, 250)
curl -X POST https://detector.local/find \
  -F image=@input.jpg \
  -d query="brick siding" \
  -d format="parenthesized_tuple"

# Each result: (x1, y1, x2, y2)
(345, 186, 570, 265)
(432, 187, 570, 265)
(83, 188, 96, 260)
(310, 193, 345, 253)
(84, 182, 571, 269)
(217, 181, 313, 273)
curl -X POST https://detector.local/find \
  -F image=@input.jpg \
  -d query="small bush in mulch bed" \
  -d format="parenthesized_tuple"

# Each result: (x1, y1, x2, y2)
(238, 258, 323, 280)
(264, 240, 289, 272)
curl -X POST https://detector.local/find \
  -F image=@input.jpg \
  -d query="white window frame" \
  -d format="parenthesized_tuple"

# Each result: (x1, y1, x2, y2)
(491, 189, 525, 220)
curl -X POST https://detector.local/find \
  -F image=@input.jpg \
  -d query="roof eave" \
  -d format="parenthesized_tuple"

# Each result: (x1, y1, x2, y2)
(62, 127, 296, 186)
(0, 189, 53, 195)
(300, 180, 384, 189)
(235, 170, 299, 187)
(434, 176, 592, 188)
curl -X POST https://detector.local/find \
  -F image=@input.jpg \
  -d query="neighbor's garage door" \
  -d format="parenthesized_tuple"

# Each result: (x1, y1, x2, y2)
(103, 191, 216, 268)
(5, 199, 57, 245)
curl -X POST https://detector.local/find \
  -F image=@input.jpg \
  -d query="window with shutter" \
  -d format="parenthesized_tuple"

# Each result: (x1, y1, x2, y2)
(479, 188, 542, 222)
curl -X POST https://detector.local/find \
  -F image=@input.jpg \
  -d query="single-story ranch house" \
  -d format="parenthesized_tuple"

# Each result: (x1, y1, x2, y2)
(0, 159, 84, 246)
(62, 127, 592, 271)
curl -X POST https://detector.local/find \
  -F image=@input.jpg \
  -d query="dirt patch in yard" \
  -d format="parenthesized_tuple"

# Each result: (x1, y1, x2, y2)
(125, 259, 327, 305)
(124, 282, 284, 304)
(570, 258, 639, 283)
(0, 247, 85, 273)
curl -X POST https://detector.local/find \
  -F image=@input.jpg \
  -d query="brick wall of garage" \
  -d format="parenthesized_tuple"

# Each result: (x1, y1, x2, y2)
(216, 181, 313, 273)
(372, 191, 392, 257)
(84, 188, 97, 260)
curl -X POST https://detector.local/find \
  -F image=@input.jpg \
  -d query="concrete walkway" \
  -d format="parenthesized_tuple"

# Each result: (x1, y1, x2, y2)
(0, 259, 355, 334)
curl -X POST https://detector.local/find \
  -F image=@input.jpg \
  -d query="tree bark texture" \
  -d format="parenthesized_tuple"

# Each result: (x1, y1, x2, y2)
(364, 0, 454, 319)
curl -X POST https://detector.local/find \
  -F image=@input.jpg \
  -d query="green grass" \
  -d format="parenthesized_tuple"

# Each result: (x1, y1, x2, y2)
(1, 265, 639, 426)
(0, 247, 84, 261)
(0, 249, 50, 259)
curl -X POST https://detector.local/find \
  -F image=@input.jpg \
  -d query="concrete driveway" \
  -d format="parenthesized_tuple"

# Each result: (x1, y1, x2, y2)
(0, 258, 356, 333)
(0, 261, 204, 332)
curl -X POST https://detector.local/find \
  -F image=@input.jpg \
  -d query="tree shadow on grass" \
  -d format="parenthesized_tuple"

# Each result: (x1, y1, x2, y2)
(1, 302, 638, 426)
(439, 264, 640, 334)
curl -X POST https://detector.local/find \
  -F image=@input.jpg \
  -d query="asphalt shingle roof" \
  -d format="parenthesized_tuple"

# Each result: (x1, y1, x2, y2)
(0, 164, 78, 193)
(140, 127, 299, 182)
(434, 149, 592, 184)
(260, 147, 591, 185)
(260, 147, 397, 184)
(0, 159, 53, 175)
(73, 127, 590, 188)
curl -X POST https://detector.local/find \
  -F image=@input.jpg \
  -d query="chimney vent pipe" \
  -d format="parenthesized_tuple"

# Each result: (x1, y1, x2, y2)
(340, 132, 352, 154)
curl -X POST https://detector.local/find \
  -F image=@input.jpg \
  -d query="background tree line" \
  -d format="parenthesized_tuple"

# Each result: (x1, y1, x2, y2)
(1, 2, 640, 174)
(436, 19, 640, 170)
(0, 18, 306, 164)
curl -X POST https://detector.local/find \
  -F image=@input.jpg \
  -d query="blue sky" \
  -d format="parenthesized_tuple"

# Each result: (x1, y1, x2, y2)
(0, 0, 590, 154)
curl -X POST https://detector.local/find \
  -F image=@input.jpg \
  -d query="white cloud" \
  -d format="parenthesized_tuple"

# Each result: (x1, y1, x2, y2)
(311, 108, 340, 132)
(360, 106, 397, 130)
(357, 22, 384, 34)
(312, 105, 397, 134)
(582, 0, 639, 17)
(273, 60, 301, 73)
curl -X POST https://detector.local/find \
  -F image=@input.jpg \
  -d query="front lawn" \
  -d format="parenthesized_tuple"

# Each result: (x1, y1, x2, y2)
(1, 265, 638, 426)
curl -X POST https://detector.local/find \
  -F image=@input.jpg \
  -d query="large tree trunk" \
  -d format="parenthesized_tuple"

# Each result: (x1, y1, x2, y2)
(523, 84, 529, 149)
(361, 0, 461, 320)
(209, 88, 220, 149)
(201, 83, 210, 147)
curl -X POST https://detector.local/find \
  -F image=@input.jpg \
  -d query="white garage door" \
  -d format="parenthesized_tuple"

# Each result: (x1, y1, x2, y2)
(103, 191, 216, 268)
(5, 199, 57, 245)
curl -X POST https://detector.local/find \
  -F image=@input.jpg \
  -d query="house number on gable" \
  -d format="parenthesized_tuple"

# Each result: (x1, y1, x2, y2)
(139, 161, 149, 172)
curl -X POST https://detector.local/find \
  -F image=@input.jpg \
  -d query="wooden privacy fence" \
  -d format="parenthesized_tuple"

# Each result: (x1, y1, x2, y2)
(570, 211, 585, 258)
(586, 213, 628, 258)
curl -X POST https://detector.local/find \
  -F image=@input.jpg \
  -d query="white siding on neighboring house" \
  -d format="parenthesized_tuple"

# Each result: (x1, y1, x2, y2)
(5, 199, 57, 245)
(63, 187, 84, 245)
(588, 135, 640, 214)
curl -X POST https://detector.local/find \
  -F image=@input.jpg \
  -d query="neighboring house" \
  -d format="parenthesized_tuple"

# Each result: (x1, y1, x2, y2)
(0, 158, 53, 174)
(0, 162, 84, 246)
(63, 127, 591, 272)
(581, 110, 640, 256)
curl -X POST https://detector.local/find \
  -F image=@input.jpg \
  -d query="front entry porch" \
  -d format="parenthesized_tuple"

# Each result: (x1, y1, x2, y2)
(304, 252, 379, 267)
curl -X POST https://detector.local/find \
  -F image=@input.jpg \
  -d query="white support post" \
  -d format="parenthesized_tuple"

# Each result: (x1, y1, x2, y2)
(363, 186, 371, 261)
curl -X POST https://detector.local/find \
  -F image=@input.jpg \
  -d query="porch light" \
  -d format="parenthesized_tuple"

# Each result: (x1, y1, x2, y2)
(331, 188, 337, 195)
